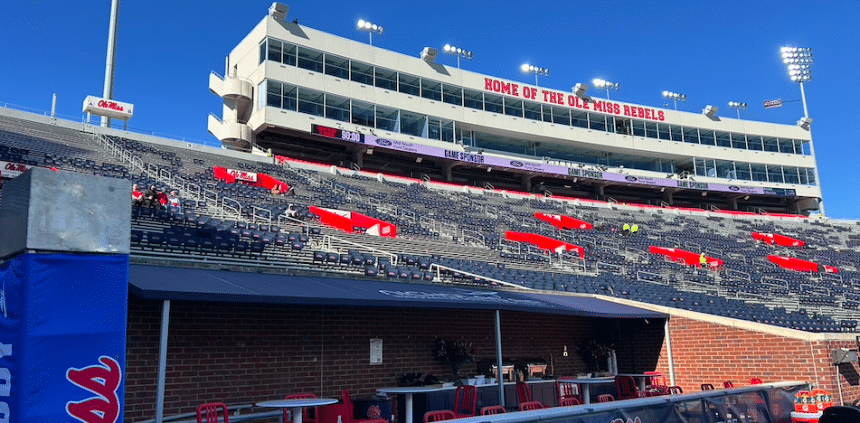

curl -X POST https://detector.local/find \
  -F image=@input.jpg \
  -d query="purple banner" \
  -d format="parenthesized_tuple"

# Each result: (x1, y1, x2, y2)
(313, 125, 795, 197)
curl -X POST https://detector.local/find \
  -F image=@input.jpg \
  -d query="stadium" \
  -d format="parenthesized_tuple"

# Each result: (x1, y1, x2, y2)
(1, 2, 859, 423)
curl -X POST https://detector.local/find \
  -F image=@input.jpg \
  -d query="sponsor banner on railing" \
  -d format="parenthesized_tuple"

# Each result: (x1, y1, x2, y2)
(226, 168, 258, 182)
(1, 161, 35, 178)
(310, 124, 797, 197)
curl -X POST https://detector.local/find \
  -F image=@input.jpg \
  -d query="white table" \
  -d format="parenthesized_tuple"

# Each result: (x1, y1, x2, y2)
(257, 398, 338, 423)
(376, 386, 442, 423)
(568, 377, 615, 404)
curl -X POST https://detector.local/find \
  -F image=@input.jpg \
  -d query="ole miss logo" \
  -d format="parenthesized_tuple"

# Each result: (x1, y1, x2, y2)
(66, 356, 122, 423)
(366, 405, 382, 419)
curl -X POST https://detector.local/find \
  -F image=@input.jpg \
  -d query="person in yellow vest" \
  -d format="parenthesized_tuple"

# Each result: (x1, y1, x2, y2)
(622, 223, 630, 235)
(699, 253, 707, 268)
(630, 224, 639, 235)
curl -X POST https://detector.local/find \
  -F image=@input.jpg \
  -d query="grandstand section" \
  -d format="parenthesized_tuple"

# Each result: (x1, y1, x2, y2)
(209, 3, 821, 216)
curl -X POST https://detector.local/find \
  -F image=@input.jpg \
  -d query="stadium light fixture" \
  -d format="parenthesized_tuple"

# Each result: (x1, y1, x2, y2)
(781, 45, 823, 215)
(357, 19, 383, 46)
(572, 83, 588, 97)
(702, 105, 718, 118)
(443, 44, 473, 68)
(592, 78, 619, 99)
(662, 91, 686, 110)
(420, 47, 438, 63)
(727, 101, 747, 119)
(521, 63, 549, 86)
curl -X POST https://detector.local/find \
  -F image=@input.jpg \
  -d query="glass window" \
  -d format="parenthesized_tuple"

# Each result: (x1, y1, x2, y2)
(428, 117, 442, 140)
(266, 39, 282, 62)
(351, 100, 374, 127)
(260, 40, 268, 64)
(799, 168, 809, 185)
(778, 138, 795, 154)
(484, 94, 503, 113)
(734, 162, 751, 181)
(794, 140, 805, 155)
(281, 42, 297, 66)
(807, 168, 816, 185)
(616, 118, 632, 135)
(632, 120, 646, 137)
(588, 113, 604, 131)
(266, 80, 281, 109)
(463, 89, 482, 110)
(398, 73, 420, 96)
(375, 67, 397, 90)
(325, 94, 350, 122)
(376, 106, 399, 132)
(552, 107, 571, 126)
(351, 61, 374, 85)
(683, 127, 699, 144)
(767, 165, 784, 183)
(763, 137, 780, 152)
(441, 119, 454, 142)
(716, 160, 735, 179)
(324, 54, 349, 79)
(645, 122, 659, 138)
(606, 116, 616, 133)
(747, 135, 763, 151)
(523, 101, 542, 120)
(716, 132, 731, 147)
(670, 125, 683, 141)
(297, 88, 324, 117)
(400, 111, 426, 137)
(504, 98, 523, 117)
(750, 164, 767, 182)
(699, 130, 716, 146)
(297, 47, 323, 72)
(542, 105, 553, 123)
(571, 111, 588, 128)
(443, 84, 462, 106)
(783, 167, 800, 184)
(730, 133, 746, 150)
(421, 79, 442, 101)
(657, 123, 671, 140)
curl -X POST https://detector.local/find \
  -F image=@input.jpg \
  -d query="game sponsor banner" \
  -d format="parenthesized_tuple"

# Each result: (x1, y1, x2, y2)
(0, 161, 35, 178)
(310, 124, 796, 197)
(0, 253, 128, 423)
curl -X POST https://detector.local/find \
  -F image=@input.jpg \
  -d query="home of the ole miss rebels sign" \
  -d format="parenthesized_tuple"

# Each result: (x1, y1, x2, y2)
(483, 78, 666, 122)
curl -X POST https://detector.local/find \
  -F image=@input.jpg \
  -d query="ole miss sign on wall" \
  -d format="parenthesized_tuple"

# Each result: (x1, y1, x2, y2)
(483, 78, 665, 122)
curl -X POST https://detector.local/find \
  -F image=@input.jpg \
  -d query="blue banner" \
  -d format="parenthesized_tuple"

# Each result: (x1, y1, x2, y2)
(0, 253, 128, 423)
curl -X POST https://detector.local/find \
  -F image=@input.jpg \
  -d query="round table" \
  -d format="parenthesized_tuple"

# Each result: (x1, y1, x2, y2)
(568, 378, 615, 404)
(376, 386, 442, 423)
(257, 398, 338, 423)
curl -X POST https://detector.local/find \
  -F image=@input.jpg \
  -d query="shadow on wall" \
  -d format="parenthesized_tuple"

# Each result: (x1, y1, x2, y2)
(837, 363, 859, 386)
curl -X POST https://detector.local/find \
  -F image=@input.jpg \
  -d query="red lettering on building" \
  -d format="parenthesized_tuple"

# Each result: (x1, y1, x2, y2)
(97, 100, 124, 112)
(492, 80, 501, 92)
(500, 82, 512, 95)
(645, 108, 652, 120)
(484, 78, 493, 91)
(623, 105, 631, 116)
(581, 98, 589, 110)
(612, 103, 621, 115)
(66, 356, 122, 423)
(511, 84, 519, 97)
(317, 126, 337, 138)
(657, 110, 665, 121)
(593, 100, 605, 112)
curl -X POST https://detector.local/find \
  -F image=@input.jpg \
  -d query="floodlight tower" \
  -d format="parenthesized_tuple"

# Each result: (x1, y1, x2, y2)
(101, 0, 120, 128)
(357, 19, 383, 46)
(727, 101, 747, 119)
(781, 46, 824, 216)
(521, 64, 549, 86)
(592, 79, 619, 99)
(661, 91, 686, 110)
(443, 44, 473, 68)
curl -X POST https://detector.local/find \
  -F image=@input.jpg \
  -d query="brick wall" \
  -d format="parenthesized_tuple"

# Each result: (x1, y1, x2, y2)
(656, 316, 860, 402)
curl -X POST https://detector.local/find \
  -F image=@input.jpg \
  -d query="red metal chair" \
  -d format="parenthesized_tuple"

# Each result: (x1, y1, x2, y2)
(701, 384, 715, 391)
(453, 385, 477, 418)
(723, 381, 734, 388)
(556, 377, 582, 404)
(668, 386, 683, 395)
(284, 393, 317, 423)
(615, 375, 645, 400)
(519, 401, 544, 411)
(597, 394, 615, 403)
(480, 406, 506, 416)
(644, 371, 669, 396)
(318, 391, 387, 423)
(749, 378, 763, 385)
(423, 410, 455, 423)
(516, 382, 533, 404)
(559, 397, 581, 407)
(197, 402, 230, 423)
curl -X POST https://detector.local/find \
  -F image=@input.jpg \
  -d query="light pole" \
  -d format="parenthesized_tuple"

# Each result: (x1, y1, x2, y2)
(443, 44, 472, 68)
(661, 91, 686, 110)
(356, 19, 383, 46)
(727, 101, 747, 119)
(520, 64, 549, 86)
(592, 78, 619, 99)
(781, 46, 823, 216)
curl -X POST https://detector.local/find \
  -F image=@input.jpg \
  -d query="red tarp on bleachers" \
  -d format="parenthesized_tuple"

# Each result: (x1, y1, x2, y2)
(767, 255, 836, 273)
(212, 166, 289, 192)
(309, 206, 397, 238)
(505, 231, 584, 258)
(648, 246, 723, 267)
(751, 232, 805, 247)
(534, 212, 593, 230)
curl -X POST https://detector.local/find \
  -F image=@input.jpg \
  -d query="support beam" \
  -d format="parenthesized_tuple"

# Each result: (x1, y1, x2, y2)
(155, 300, 171, 423)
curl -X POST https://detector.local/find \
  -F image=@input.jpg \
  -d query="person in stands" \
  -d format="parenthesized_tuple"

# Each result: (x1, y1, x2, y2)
(622, 223, 631, 235)
(631, 224, 639, 235)
(131, 184, 143, 207)
(167, 190, 181, 211)
(142, 184, 159, 209)
(156, 188, 168, 209)
(699, 253, 707, 268)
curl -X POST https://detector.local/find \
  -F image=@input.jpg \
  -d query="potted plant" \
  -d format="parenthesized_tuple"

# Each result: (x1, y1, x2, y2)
(576, 340, 614, 375)
(432, 338, 475, 376)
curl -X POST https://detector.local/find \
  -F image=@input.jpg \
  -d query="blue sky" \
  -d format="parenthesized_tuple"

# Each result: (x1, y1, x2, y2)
(2, 1, 858, 219)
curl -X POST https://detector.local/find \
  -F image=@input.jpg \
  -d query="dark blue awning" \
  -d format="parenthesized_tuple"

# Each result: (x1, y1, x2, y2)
(128, 265, 665, 319)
